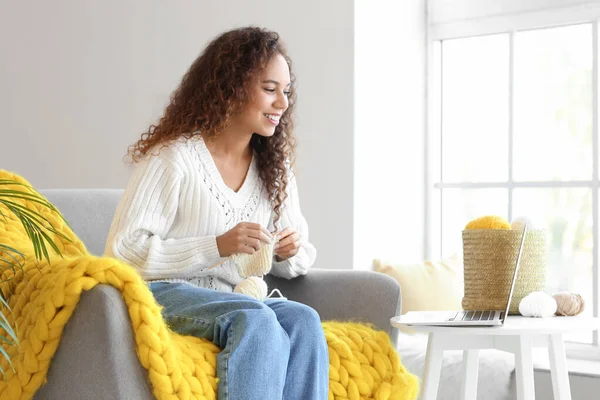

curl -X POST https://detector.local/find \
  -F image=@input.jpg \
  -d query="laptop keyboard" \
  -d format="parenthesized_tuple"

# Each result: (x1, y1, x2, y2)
(447, 310, 505, 322)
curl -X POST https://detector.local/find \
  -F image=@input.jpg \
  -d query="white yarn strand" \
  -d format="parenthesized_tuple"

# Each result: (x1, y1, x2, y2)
(266, 288, 287, 300)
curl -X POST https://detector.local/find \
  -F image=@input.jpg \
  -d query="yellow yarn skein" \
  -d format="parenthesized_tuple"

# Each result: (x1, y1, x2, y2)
(465, 215, 511, 230)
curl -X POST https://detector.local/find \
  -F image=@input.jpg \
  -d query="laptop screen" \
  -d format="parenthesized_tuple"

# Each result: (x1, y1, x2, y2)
(501, 224, 529, 321)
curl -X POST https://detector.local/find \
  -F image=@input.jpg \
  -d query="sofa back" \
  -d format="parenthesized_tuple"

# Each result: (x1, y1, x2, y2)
(40, 189, 124, 256)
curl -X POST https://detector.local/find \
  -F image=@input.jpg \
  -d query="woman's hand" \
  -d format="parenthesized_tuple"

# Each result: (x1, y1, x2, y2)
(274, 227, 301, 261)
(216, 222, 272, 257)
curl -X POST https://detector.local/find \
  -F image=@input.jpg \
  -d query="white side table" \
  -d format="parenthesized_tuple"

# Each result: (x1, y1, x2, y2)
(390, 316, 600, 400)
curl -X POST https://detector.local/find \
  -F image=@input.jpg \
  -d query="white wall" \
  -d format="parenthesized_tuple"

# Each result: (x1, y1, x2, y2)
(1, 0, 354, 270)
(354, 0, 427, 269)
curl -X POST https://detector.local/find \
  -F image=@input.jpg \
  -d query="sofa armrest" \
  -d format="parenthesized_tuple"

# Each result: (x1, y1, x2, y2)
(35, 285, 153, 400)
(264, 268, 402, 344)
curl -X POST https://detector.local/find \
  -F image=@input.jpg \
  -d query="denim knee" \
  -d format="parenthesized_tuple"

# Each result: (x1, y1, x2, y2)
(225, 303, 291, 348)
(231, 302, 281, 329)
(273, 302, 323, 338)
(294, 304, 322, 331)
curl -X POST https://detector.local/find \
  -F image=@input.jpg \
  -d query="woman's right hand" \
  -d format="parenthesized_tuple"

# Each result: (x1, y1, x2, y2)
(216, 222, 273, 257)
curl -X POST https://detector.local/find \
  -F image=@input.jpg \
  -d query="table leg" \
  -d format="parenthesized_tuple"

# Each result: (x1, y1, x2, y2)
(421, 332, 444, 400)
(548, 334, 571, 400)
(514, 335, 535, 400)
(460, 349, 479, 400)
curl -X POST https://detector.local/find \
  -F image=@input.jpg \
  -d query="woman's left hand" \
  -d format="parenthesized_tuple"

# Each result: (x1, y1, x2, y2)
(274, 227, 301, 261)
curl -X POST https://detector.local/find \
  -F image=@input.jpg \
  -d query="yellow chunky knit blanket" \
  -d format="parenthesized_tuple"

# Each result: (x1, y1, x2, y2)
(0, 170, 419, 400)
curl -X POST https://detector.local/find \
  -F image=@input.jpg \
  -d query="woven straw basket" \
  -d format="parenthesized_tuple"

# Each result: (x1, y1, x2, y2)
(462, 229, 547, 314)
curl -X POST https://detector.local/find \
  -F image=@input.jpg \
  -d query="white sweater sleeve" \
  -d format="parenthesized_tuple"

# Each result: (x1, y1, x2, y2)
(269, 171, 317, 279)
(104, 149, 222, 280)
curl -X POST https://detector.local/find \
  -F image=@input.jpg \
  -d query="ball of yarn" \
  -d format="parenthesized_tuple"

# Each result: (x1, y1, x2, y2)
(511, 216, 532, 231)
(465, 216, 511, 230)
(552, 292, 585, 316)
(519, 291, 557, 318)
(234, 276, 268, 301)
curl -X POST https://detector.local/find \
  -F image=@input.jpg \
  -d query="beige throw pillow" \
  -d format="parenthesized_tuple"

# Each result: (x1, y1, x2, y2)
(373, 255, 464, 314)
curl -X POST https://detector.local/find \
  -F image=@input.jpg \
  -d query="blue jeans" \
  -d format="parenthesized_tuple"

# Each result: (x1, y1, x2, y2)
(149, 282, 329, 400)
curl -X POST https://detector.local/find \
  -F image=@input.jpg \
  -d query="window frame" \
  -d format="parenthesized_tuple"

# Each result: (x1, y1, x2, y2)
(426, 3, 600, 359)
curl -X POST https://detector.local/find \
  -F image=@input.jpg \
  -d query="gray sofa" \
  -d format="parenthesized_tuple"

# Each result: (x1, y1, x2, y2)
(33, 189, 402, 399)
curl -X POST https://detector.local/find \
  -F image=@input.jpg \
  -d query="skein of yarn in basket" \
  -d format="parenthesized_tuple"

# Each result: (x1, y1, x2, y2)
(553, 292, 585, 316)
(462, 229, 546, 314)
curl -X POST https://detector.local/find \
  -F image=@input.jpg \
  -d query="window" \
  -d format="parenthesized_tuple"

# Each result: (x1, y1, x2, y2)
(428, 10, 599, 353)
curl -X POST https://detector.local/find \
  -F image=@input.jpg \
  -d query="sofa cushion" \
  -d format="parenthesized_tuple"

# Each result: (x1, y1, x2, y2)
(40, 189, 123, 256)
(373, 255, 464, 314)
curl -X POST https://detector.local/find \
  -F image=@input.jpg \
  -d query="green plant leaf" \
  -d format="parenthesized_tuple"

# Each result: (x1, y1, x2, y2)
(11, 206, 59, 265)
(0, 183, 72, 228)
(0, 193, 64, 223)
(0, 253, 21, 282)
(0, 295, 18, 348)
(1, 199, 58, 231)
(0, 360, 7, 378)
(0, 342, 15, 375)
(20, 216, 41, 261)
(0, 311, 17, 345)
(0, 178, 73, 375)
(0, 255, 19, 271)
(0, 333, 15, 347)
(15, 213, 35, 249)
(38, 229, 61, 261)
(0, 180, 31, 188)
(0, 202, 65, 271)
(39, 231, 50, 263)
(0, 244, 24, 265)
(0, 198, 72, 247)
(0, 190, 54, 205)
(0, 241, 24, 284)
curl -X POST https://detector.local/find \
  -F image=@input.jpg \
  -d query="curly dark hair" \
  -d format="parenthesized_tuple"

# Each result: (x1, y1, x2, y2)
(127, 26, 296, 227)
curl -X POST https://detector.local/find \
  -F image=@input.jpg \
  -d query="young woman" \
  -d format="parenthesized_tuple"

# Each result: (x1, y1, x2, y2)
(104, 27, 328, 399)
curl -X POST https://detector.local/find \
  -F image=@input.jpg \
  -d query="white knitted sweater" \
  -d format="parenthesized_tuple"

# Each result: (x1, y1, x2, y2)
(104, 136, 317, 292)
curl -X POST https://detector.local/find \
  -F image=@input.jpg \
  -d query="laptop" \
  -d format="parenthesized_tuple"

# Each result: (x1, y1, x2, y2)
(393, 224, 528, 327)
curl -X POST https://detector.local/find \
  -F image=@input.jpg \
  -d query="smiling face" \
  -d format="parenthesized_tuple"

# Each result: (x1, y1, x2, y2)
(232, 53, 291, 137)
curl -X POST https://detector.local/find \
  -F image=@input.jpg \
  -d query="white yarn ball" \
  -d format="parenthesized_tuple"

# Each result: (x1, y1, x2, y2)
(511, 216, 533, 230)
(518, 291, 557, 318)
(234, 276, 268, 301)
